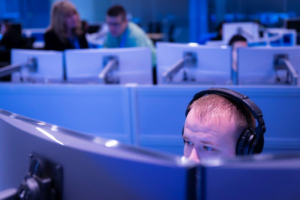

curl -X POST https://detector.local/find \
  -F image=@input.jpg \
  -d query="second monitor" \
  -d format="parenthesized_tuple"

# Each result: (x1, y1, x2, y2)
(11, 49, 64, 82)
(65, 47, 152, 84)
(156, 42, 232, 85)
(237, 47, 300, 85)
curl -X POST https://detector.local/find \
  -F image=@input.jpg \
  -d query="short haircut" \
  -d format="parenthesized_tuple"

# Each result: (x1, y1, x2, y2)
(188, 94, 255, 138)
(107, 5, 126, 20)
(228, 34, 247, 46)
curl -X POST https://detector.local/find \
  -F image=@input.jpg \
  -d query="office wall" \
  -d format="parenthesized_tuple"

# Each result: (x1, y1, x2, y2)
(224, 0, 300, 14)
(208, 0, 300, 31)
(3, 0, 300, 41)
(2, 0, 50, 28)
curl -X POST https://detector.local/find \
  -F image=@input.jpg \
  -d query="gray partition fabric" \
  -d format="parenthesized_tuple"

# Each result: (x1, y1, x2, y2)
(0, 84, 300, 155)
(132, 85, 300, 155)
(0, 84, 132, 143)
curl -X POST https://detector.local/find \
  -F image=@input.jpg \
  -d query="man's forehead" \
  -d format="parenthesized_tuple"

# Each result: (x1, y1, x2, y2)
(185, 108, 239, 139)
(186, 108, 234, 128)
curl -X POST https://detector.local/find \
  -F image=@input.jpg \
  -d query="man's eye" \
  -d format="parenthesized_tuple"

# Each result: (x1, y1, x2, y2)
(184, 140, 193, 146)
(203, 146, 214, 151)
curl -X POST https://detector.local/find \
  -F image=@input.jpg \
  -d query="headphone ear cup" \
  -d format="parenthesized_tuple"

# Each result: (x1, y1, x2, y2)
(182, 127, 185, 143)
(236, 129, 253, 155)
(251, 134, 264, 154)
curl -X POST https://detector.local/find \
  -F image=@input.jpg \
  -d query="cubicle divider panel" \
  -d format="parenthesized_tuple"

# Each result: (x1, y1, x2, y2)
(0, 84, 300, 155)
(129, 85, 201, 155)
(132, 85, 300, 155)
(0, 84, 132, 143)
(232, 86, 300, 153)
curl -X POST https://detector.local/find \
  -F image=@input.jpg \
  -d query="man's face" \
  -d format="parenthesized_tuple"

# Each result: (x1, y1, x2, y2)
(106, 15, 128, 37)
(183, 108, 238, 163)
(64, 12, 79, 30)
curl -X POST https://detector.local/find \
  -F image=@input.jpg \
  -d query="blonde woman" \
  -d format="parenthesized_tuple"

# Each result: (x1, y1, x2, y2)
(44, 1, 88, 51)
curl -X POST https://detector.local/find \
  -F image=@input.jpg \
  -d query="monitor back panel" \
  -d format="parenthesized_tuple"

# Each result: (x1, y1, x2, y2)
(223, 22, 259, 44)
(11, 49, 63, 81)
(156, 42, 232, 85)
(202, 155, 300, 200)
(238, 47, 300, 85)
(65, 48, 152, 84)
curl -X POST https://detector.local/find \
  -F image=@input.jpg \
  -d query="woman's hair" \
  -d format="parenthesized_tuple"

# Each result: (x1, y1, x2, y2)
(48, 1, 82, 43)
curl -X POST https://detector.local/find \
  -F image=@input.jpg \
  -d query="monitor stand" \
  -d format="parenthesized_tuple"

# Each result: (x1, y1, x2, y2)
(0, 153, 63, 200)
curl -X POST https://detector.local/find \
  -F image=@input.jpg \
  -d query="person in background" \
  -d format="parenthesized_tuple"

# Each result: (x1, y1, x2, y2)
(104, 5, 157, 83)
(210, 21, 224, 41)
(44, 1, 88, 51)
(228, 34, 248, 72)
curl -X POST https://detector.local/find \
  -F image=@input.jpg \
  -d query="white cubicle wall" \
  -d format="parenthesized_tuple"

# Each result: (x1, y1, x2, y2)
(156, 42, 232, 85)
(65, 48, 152, 84)
(0, 84, 299, 155)
(11, 49, 64, 82)
(237, 47, 300, 85)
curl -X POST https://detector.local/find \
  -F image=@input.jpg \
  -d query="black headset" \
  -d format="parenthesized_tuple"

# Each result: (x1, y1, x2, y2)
(184, 88, 266, 155)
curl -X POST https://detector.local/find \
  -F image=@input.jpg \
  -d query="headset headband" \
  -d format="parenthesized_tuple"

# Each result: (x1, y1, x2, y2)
(185, 88, 266, 136)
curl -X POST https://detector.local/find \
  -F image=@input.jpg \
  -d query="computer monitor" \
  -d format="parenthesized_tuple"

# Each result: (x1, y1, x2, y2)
(237, 47, 300, 85)
(156, 42, 232, 85)
(65, 48, 152, 84)
(284, 18, 300, 45)
(0, 109, 197, 199)
(11, 49, 64, 82)
(223, 22, 260, 44)
(201, 154, 300, 200)
(284, 18, 300, 33)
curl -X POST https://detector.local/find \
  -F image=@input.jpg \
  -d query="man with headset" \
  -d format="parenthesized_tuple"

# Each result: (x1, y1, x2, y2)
(183, 88, 266, 163)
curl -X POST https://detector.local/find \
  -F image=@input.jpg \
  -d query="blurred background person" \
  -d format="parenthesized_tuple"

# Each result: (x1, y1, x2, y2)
(44, 1, 88, 51)
(105, 5, 155, 63)
(0, 21, 34, 81)
(210, 21, 224, 41)
(228, 34, 248, 72)
(105, 5, 156, 83)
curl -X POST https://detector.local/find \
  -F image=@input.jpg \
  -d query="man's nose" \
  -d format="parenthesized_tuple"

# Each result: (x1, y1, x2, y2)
(188, 148, 200, 163)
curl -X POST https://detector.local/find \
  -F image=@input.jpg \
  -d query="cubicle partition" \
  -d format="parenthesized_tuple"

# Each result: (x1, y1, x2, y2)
(133, 85, 300, 155)
(0, 84, 132, 143)
(0, 84, 299, 155)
